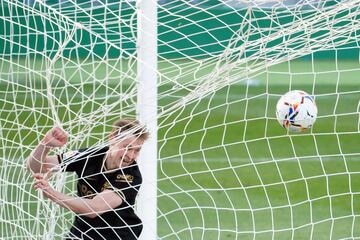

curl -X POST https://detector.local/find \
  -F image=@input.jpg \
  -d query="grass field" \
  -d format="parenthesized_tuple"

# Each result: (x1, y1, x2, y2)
(0, 58, 360, 239)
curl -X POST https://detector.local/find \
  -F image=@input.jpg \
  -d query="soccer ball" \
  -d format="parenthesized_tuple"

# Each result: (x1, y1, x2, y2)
(276, 90, 317, 132)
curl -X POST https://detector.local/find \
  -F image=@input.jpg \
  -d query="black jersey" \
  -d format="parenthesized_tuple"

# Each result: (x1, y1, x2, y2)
(58, 147, 143, 240)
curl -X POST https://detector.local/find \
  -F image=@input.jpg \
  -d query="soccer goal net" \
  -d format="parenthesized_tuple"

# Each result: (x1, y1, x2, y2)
(1, 0, 360, 239)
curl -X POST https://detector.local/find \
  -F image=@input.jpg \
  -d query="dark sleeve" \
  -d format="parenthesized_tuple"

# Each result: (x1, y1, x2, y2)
(57, 149, 87, 172)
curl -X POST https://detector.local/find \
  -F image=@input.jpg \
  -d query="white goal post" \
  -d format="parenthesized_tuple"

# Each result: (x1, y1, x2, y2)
(136, 0, 157, 239)
(1, 0, 360, 239)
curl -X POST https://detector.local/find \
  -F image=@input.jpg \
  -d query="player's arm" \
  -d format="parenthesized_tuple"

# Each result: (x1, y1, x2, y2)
(33, 174, 123, 218)
(27, 127, 68, 173)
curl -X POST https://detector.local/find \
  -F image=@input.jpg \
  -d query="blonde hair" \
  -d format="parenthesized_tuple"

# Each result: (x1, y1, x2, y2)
(111, 118, 149, 141)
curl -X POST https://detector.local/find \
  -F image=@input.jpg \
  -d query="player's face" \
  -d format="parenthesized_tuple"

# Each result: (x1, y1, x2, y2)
(108, 136, 144, 168)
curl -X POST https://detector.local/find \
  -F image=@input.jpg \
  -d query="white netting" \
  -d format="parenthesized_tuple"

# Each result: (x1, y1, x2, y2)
(1, 0, 360, 239)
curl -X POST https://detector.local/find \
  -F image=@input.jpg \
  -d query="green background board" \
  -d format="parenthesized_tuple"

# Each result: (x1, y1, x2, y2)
(1, 1, 360, 59)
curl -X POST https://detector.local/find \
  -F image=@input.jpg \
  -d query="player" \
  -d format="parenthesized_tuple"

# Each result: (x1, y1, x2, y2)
(26, 119, 149, 240)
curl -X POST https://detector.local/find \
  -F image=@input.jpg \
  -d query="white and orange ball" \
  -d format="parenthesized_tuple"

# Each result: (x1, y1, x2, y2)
(276, 90, 317, 132)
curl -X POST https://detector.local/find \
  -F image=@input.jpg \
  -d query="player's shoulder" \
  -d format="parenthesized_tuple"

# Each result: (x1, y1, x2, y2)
(67, 146, 108, 158)
(84, 146, 109, 159)
(61, 146, 109, 164)
(62, 149, 82, 160)
(60, 146, 109, 173)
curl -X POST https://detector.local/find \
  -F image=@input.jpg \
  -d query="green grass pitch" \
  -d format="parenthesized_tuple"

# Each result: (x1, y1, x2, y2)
(0, 59, 359, 239)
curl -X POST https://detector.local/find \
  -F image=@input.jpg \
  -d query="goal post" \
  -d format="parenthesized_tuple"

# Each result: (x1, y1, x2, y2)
(136, 0, 158, 239)
(1, 0, 360, 239)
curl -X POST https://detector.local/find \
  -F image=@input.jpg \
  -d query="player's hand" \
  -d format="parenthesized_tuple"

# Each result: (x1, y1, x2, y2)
(33, 173, 54, 199)
(42, 127, 68, 148)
